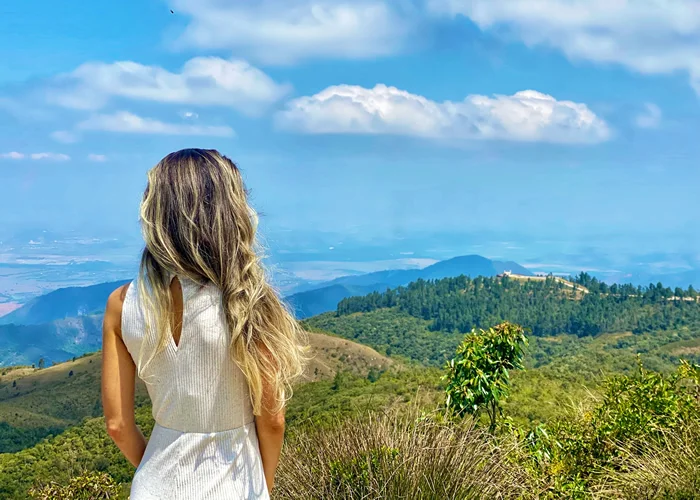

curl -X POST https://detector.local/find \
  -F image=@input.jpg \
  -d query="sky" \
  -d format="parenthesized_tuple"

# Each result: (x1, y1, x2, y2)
(2, 0, 700, 289)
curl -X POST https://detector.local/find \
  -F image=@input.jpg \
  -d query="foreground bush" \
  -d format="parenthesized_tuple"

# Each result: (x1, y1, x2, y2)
(523, 359, 700, 496)
(276, 410, 530, 499)
(28, 472, 121, 499)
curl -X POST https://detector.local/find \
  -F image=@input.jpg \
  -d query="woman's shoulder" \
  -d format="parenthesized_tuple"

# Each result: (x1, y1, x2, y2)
(104, 281, 132, 336)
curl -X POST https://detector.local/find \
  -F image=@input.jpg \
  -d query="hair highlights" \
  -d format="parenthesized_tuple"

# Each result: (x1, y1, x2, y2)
(138, 148, 307, 414)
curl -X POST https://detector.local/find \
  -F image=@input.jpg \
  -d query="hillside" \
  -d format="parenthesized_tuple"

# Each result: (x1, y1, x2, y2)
(0, 280, 129, 326)
(335, 274, 700, 337)
(0, 316, 103, 366)
(287, 255, 531, 319)
(286, 284, 379, 319)
(0, 330, 390, 452)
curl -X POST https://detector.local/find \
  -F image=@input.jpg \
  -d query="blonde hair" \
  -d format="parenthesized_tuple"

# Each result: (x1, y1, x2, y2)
(137, 148, 307, 414)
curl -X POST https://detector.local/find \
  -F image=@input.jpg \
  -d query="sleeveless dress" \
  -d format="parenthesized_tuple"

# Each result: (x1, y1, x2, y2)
(120, 276, 269, 500)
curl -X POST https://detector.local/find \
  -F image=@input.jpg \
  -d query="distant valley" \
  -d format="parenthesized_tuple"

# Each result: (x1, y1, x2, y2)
(0, 255, 529, 366)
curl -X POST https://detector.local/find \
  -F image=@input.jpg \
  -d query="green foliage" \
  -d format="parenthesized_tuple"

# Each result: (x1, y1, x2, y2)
(304, 309, 463, 366)
(523, 359, 700, 494)
(28, 472, 121, 499)
(0, 406, 153, 499)
(286, 368, 442, 429)
(443, 322, 528, 431)
(337, 275, 700, 337)
(0, 422, 65, 453)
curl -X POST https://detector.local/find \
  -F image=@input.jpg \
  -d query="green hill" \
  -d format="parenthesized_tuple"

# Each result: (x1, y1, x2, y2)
(335, 273, 700, 336)
(0, 331, 391, 453)
(285, 255, 532, 319)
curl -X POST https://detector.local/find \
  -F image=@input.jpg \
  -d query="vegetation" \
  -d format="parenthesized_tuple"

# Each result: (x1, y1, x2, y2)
(28, 472, 121, 499)
(3, 274, 700, 498)
(443, 322, 527, 431)
(337, 273, 700, 337)
(276, 410, 530, 500)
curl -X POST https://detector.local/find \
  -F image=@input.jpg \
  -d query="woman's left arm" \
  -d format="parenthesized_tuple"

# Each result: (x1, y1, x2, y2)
(101, 284, 147, 468)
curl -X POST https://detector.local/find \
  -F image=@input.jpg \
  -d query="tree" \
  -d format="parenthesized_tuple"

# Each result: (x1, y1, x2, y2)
(443, 322, 528, 432)
(38, 358, 45, 369)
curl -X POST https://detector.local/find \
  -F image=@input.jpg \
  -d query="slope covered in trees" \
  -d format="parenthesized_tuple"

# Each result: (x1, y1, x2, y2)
(336, 273, 700, 337)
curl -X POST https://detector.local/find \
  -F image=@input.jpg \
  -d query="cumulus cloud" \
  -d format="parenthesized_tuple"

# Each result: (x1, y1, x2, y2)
(277, 84, 610, 144)
(1, 151, 70, 161)
(47, 57, 290, 114)
(87, 154, 107, 162)
(77, 111, 235, 137)
(170, 0, 409, 64)
(634, 103, 662, 129)
(429, 0, 700, 94)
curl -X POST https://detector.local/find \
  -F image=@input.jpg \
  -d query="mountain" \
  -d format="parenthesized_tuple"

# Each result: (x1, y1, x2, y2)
(286, 284, 381, 319)
(0, 316, 103, 366)
(0, 280, 129, 326)
(286, 255, 531, 319)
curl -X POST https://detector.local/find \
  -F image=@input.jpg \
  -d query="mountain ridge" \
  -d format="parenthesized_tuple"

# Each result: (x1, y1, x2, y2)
(287, 255, 532, 319)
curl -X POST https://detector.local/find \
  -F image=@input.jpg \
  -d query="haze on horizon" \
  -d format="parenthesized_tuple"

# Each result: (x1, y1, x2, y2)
(1, 0, 700, 302)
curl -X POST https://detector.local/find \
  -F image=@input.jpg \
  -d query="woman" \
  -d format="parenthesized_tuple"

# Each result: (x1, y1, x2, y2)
(101, 149, 307, 499)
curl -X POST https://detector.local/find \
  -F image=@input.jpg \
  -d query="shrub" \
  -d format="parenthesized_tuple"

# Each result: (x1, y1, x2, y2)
(276, 410, 530, 499)
(443, 322, 528, 431)
(28, 472, 120, 499)
(523, 359, 700, 495)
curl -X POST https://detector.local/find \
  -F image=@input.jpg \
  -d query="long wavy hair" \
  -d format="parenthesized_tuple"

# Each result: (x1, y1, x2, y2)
(137, 148, 307, 414)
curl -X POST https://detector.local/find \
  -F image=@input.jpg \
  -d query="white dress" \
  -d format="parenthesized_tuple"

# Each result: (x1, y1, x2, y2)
(121, 276, 269, 500)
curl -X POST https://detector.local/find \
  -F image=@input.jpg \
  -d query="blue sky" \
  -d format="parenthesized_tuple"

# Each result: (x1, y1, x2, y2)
(2, 0, 700, 285)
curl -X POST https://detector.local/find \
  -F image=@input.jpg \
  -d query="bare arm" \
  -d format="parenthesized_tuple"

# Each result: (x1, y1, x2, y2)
(101, 284, 147, 468)
(255, 375, 286, 493)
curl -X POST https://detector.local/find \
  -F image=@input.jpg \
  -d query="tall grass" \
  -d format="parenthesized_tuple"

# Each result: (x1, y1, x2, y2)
(593, 423, 700, 499)
(275, 410, 530, 499)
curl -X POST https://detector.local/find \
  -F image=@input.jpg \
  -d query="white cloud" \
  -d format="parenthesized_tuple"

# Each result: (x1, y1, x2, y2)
(634, 103, 662, 129)
(50, 130, 80, 143)
(77, 111, 235, 137)
(277, 84, 610, 144)
(47, 57, 290, 114)
(1, 152, 70, 161)
(30, 153, 70, 161)
(170, 0, 409, 64)
(0, 152, 25, 160)
(180, 111, 199, 119)
(87, 154, 107, 162)
(429, 0, 700, 94)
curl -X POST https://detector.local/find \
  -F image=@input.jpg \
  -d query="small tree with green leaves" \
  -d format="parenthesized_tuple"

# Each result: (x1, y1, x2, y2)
(443, 321, 528, 432)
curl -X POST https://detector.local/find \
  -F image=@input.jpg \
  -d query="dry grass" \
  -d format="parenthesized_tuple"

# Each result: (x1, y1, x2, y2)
(275, 410, 531, 500)
(593, 423, 700, 499)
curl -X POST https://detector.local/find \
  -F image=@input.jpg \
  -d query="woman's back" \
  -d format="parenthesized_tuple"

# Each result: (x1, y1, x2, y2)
(120, 275, 268, 499)
(101, 149, 305, 499)
(122, 275, 254, 432)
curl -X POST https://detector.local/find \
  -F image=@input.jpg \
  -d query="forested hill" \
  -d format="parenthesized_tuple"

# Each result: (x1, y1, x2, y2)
(336, 273, 700, 337)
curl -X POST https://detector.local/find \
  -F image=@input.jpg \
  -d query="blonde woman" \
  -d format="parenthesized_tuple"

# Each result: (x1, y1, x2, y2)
(101, 149, 307, 499)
